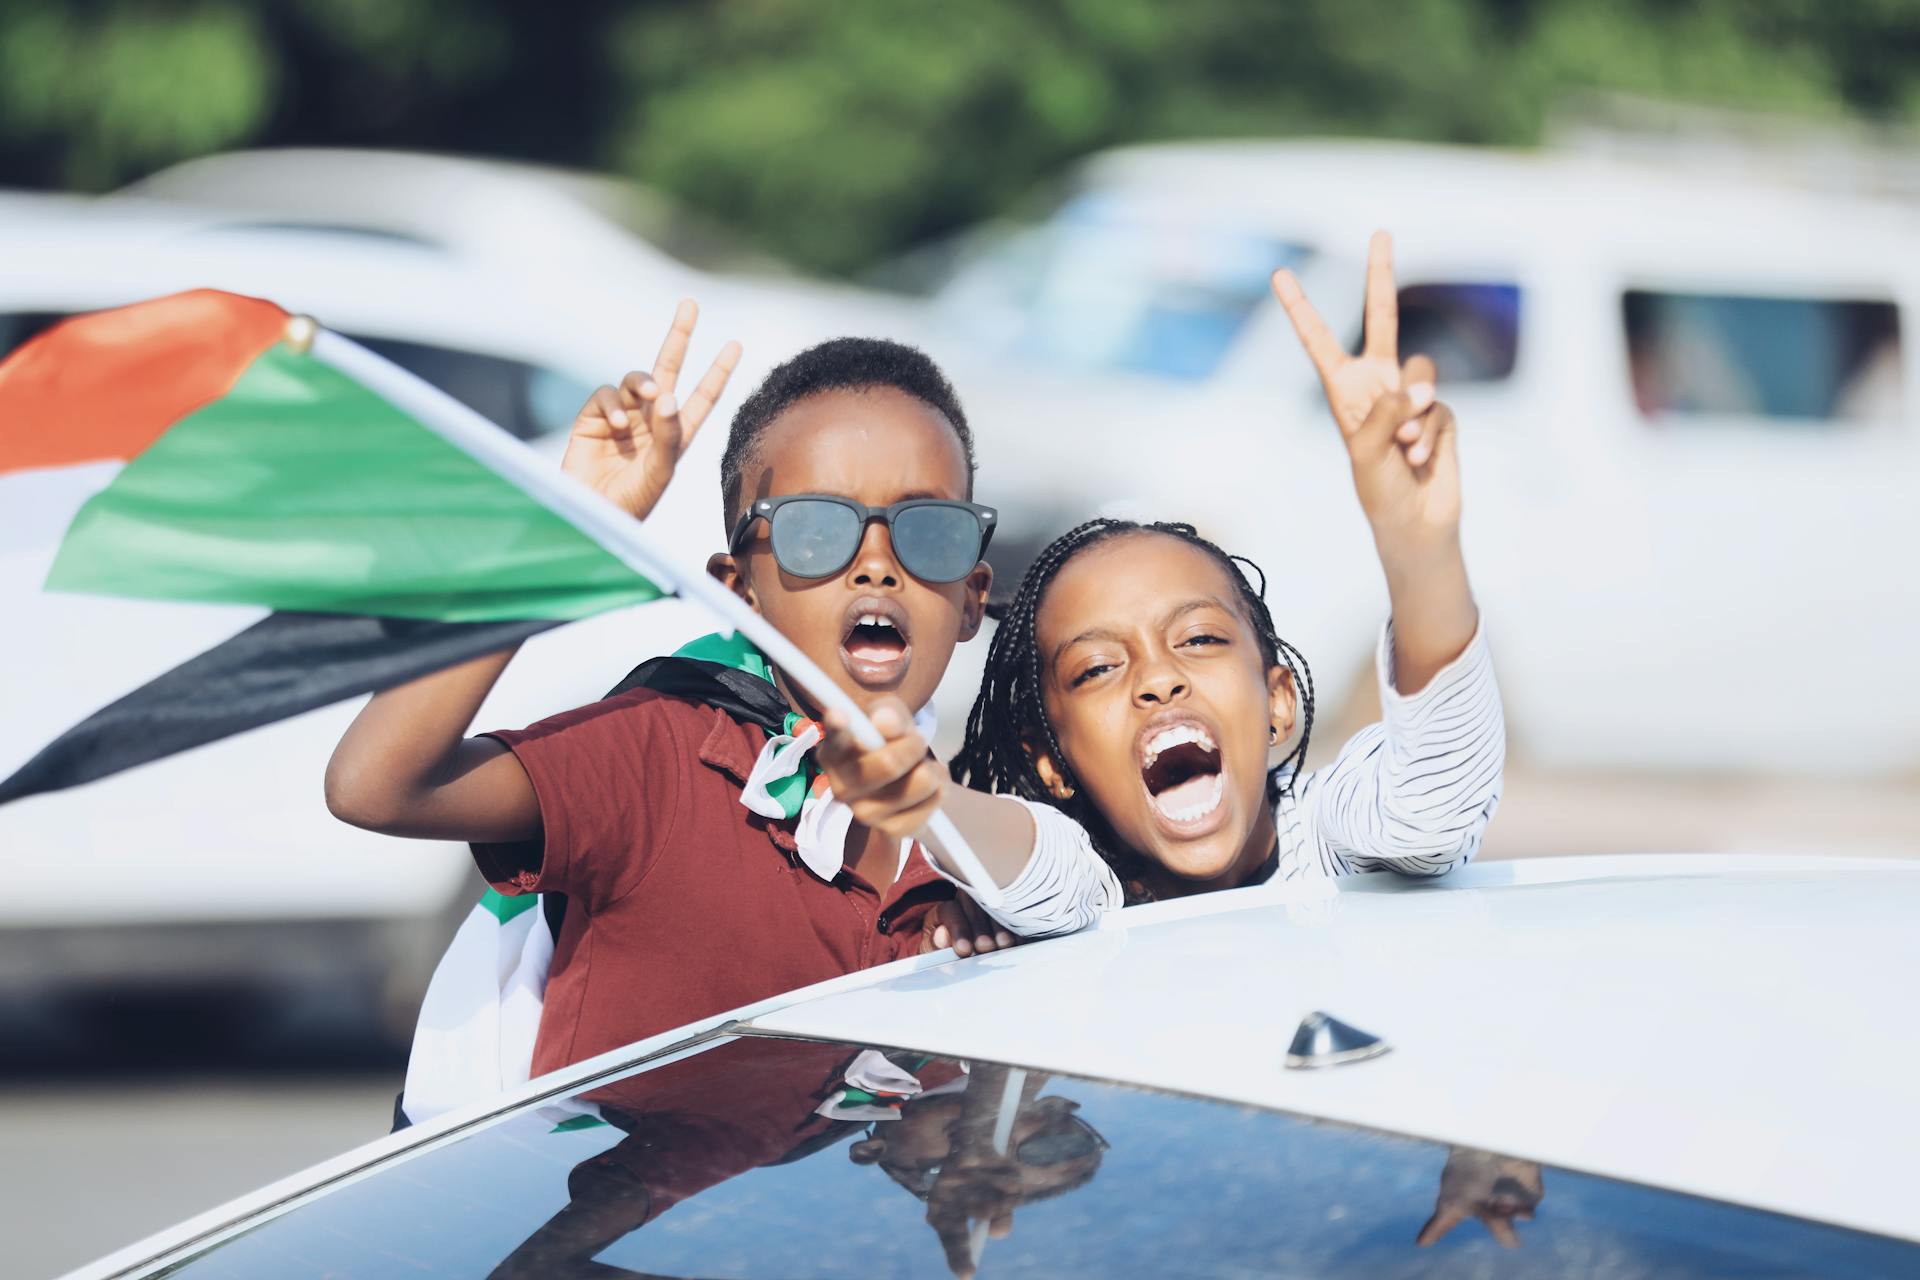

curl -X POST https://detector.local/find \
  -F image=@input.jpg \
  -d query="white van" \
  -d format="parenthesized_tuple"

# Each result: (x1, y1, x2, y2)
(918, 140, 1920, 777)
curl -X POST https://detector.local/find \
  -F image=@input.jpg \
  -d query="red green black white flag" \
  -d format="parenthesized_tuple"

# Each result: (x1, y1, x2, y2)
(0, 289, 669, 805)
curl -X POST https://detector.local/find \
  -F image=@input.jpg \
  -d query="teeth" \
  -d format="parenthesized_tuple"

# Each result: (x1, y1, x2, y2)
(1142, 723, 1216, 767)
(1150, 773, 1225, 823)
(854, 614, 898, 633)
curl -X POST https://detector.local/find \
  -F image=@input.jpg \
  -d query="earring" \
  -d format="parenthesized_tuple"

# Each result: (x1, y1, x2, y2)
(1269, 724, 1278, 745)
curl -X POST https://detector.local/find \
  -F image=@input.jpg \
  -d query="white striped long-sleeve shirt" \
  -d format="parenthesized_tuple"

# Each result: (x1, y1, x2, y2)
(936, 620, 1503, 935)
(1270, 619, 1503, 882)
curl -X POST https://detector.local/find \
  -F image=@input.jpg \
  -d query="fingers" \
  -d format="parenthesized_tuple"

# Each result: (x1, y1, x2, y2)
(1481, 1213, 1523, 1249)
(677, 339, 743, 452)
(586, 384, 633, 434)
(817, 699, 929, 799)
(817, 702, 944, 836)
(1271, 268, 1345, 382)
(849, 766, 945, 837)
(1402, 400, 1451, 469)
(1415, 1204, 1467, 1247)
(1392, 356, 1435, 451)
(650, 298, 698, 394)
(642, 392, 682, 473)
(958, 894, 1013, 953)
(1363, 230, 1397, 358)
(1354, 381, 1435, 463)
(932, 1213, 976, 1280)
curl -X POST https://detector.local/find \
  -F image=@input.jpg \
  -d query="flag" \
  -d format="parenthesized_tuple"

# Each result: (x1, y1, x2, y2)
(0, 289, 666, 805)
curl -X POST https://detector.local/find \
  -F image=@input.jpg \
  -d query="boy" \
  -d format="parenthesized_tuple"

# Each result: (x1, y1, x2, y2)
(327, 302, 1117, 1097)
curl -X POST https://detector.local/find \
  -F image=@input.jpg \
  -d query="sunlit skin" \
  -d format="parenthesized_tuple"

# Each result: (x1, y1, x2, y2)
(708, 386, 991, 722)
(1032, 532, 1297, 897)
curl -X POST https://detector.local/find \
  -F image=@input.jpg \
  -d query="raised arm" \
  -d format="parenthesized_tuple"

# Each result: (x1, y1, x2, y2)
(1272, 232, 1478, 689)
(324, 300, 741, 845)
(324, 645, 536, 841)
(1270, 235, 1502, 876)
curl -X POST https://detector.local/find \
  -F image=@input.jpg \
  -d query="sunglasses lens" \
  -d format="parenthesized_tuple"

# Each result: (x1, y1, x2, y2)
(1015, 1120, 1099, 1166)
(891, 505, 983, 583)
(769, 500, 862, 578)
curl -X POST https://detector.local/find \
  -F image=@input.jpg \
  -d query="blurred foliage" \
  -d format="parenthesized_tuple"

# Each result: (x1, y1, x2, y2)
(3, 0, 1918, 271)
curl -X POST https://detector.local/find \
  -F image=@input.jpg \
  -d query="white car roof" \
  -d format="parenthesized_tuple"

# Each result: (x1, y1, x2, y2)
(752, 852, 1920, 1242)
(62, 854, 1920, 1279)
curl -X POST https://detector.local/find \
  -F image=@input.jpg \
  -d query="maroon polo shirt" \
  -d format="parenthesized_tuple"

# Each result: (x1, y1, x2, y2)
(472, 690, 951, 1079)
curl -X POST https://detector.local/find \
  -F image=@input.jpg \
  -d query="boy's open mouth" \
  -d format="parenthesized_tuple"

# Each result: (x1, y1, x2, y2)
(1138, 718, 1227, 833)
(839, 596, 913, 688)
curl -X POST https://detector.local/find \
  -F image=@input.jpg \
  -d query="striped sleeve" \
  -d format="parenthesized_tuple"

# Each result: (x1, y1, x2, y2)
(1294, 619, 1504, 879)
(926, 798, 1123, 938)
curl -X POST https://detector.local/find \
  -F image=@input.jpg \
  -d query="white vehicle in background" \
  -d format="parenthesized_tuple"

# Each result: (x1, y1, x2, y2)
(911, 140, 1920, 778)
(61, 853, 1920, 1278)
(0, 184, 932, 1038)
(120, 147, 929, 364)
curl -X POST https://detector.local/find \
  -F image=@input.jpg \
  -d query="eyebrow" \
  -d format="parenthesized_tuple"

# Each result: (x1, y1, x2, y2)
(1049, 597, 1237, 668)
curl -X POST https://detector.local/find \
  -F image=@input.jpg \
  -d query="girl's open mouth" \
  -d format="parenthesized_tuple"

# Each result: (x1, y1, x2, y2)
(1139, 720, 1228, 834)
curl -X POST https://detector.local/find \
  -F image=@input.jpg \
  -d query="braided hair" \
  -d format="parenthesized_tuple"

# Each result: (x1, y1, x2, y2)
(950, 519, 1315, 888)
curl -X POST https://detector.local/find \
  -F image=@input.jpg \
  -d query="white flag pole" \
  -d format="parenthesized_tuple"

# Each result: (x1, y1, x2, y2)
(304, 323, 1005, 908)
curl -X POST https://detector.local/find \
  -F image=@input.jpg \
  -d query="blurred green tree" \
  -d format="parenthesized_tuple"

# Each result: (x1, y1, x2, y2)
(2, 0, 1916, 272)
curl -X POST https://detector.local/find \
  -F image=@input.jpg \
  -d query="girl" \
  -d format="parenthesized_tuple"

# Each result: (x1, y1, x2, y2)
(946, 232, 1503, 904)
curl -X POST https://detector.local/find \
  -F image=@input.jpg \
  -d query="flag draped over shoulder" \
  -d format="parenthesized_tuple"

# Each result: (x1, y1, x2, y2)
(0, 289, 666, 805)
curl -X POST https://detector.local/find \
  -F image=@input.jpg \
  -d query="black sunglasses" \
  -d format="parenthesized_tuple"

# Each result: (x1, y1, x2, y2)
(875, 1111, 1109, 1200)
(729, 494, 997, 584)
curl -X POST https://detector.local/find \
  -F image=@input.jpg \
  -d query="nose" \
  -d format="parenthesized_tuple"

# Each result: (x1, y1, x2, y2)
(1133, 651, 1188, 706)
(845, 517, 903, 589)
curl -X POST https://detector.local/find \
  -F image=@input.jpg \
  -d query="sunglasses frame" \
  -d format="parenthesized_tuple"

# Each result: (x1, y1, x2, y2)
(728, 493, 998, 583)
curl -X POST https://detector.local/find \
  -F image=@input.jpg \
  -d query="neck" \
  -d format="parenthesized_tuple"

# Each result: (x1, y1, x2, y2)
(1137, 805, 1279, 901)
(772, 669, 820, 722)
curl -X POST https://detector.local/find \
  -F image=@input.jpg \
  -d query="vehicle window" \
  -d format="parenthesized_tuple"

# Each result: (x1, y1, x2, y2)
(148, 1032, 1917, 1279)
(349, 336, 592, 440)
(0, 311, 63, 360)
(1623, 290, 1903, 423)
(1392, 282, 1522, 383)
(938, 193, 1307, 381)
(0, 313, 587, 441)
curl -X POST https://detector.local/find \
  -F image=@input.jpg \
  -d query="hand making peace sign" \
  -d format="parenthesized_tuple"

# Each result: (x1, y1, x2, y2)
(1272, 232, 1461, 554)
(563, 298, 743, 521)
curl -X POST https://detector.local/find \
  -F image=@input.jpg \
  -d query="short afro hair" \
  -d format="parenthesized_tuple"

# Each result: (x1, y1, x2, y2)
(719, 337, 975, 524)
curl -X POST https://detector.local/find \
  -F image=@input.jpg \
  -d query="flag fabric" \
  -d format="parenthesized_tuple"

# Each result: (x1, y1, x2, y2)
(0, 289, 667, 805)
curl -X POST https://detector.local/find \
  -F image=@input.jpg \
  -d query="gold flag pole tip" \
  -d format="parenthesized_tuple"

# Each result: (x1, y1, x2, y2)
(283, 314, 319, 354)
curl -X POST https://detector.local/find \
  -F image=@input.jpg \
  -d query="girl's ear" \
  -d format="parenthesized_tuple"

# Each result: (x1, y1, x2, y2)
(958, 562, 993, 642)
(848, 1138, 886, 1165)
(1267, 664, 1298, 748)
(707, 552, 757, 610)
(1024, 735, 1076, 800)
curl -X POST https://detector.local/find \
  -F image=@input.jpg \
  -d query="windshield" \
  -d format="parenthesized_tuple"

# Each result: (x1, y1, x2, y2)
(937, 192, 1306, 381)
(147, 1032, 1914, 1279)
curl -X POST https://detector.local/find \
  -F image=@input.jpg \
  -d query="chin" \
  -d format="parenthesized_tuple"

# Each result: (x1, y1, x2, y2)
(1143, 835, 1245, 885)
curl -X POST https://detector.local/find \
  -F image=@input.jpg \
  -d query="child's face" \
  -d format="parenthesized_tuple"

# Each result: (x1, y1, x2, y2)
(1032, 533, 1294, 887)
(714, 387, 989, 716)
